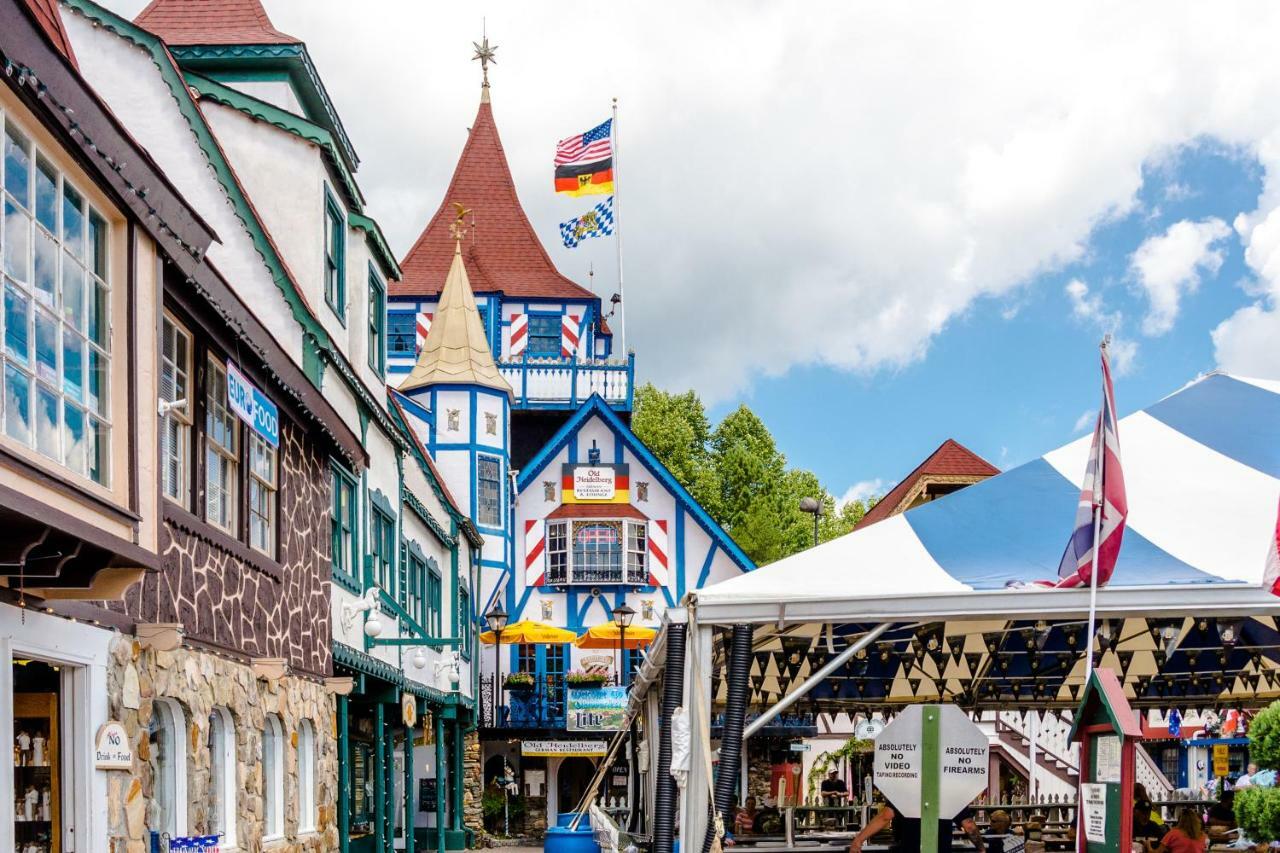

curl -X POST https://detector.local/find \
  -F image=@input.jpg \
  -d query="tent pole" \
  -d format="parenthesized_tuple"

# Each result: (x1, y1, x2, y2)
(653, 622, 686, 853)
(706, 625, 754, 853)
(740, 623, 892, 741)
(681, 623, 715, 853)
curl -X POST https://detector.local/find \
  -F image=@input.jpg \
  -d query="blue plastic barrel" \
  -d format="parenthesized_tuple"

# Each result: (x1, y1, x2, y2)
(545, 825, 600, 853)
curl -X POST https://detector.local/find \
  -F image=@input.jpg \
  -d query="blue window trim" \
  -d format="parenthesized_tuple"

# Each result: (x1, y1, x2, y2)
(387, 310, 416, 359)
(524, 311, 562, 359)
(367, 264, 386, 376)
(323, 186, 346, 323)
(476, 454, 503, 528)
(330, 461, 360, 594)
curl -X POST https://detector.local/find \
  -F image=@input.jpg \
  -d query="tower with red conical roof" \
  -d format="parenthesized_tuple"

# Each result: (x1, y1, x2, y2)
(389, 60, 633, 466)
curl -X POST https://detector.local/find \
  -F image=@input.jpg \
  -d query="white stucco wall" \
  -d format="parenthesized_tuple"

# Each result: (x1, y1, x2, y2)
(60, 9, 303, 366)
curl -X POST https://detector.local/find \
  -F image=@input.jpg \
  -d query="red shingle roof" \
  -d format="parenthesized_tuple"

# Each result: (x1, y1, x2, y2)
(20, 0, 78, 68)
(856, 439, 999, 529)
(547, 503, 648, 521)
(134, 0, 299, 46)
(395, 98, 596, 301)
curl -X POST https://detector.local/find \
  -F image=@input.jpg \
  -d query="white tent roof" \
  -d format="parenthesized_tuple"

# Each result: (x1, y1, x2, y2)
(692, 373, 1280, 624)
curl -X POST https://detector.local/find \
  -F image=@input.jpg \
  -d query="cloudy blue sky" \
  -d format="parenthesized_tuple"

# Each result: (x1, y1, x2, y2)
(110, 1, 1280, 503)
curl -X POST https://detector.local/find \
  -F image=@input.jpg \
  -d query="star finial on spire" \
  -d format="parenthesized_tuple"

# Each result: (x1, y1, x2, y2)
(472, 24, 498, 93)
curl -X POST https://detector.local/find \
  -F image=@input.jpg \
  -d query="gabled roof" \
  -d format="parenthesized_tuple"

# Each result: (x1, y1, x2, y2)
(20, 0, 78, 67)
(398, 238, 513, 397)
(395, 96, 597, 301)
(518, 395, 754, 572)
(857, 438, 1000, 528)
(134, 0, 298, 46)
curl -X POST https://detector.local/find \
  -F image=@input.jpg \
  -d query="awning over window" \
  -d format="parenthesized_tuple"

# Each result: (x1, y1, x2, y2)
(0, 482, 156, 601)
(547, 503, 648, 521)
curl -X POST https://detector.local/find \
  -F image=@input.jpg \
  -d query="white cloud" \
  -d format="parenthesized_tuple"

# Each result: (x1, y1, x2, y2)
(1072, 409, 1096, 433)
(1062, 279, 1139, 375)
(1129, 218, 1232, 335)
(839, 479, 888, 507)
(1212, 301, 1280, 377)
(101, 0, 1280, 399)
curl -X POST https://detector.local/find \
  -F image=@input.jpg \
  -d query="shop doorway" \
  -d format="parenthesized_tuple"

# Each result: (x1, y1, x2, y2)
(557, 757, 596, 815)
(12, 658, 63, 853)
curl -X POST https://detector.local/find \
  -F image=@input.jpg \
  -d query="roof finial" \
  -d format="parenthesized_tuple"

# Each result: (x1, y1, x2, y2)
(472, 21, 498, 103)
(449, 202, 472, 247)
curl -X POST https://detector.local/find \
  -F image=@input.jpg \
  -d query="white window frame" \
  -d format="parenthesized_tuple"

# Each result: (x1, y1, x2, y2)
(547, 520, 568, 583)
(298, 719, 317, 833)
(625, 520, 648, 583)
(159, 313, 192, 506)
(263, 713, 284, 840)
(2, 111, 113, 485)
(208, 706, 237, 847)
(247, 431, 277, 557)
(476, 454, 502, 527)
(204, 356, 239, 533)
(151, 698, 188, 838)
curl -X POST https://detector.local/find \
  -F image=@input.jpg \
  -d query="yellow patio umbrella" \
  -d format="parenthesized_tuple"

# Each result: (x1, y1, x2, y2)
(575, 622, 657, 650)
(478, 619, 578, 645)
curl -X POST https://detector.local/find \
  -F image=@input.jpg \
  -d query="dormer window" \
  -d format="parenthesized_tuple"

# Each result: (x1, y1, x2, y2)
(527, 314, 560, 358)
(544, 513, 648, 585)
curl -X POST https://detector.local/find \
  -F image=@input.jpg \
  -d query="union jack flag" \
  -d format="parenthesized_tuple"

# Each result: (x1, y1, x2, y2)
(1265, 495, 1280, 596)
(1055, 339, 1128, 589)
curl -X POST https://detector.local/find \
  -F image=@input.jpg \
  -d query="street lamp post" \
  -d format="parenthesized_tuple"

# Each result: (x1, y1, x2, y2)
(799, 496, 822, 549)
(485, 603, 508, 726)
(612, 604, 635, 687)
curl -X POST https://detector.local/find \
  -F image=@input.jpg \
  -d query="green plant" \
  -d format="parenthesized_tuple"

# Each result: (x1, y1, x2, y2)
(1237, 700, 1280, 842)
(806, 736, 871, 802)
(504, 672, 535, 689)
(566, 669, 608, 687)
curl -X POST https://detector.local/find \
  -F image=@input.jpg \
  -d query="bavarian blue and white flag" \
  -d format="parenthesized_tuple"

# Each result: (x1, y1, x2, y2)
(559, 196, 614, 248)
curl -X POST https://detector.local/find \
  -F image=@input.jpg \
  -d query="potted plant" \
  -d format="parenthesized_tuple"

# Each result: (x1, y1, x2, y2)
(566, 669, 609, 689)
(503, 672, 536, 691)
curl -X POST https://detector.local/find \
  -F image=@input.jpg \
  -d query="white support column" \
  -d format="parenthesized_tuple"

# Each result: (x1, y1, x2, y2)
(679, 623, 714, 853)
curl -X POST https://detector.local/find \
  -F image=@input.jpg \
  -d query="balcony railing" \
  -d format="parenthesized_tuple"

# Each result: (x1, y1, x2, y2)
(479, 674, 567, 729)
(499, 352, 634, 411)
(544, 562, 648, 586)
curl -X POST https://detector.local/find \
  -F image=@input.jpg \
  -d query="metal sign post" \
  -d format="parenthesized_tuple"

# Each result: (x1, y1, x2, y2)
(874, 705, 990, 853)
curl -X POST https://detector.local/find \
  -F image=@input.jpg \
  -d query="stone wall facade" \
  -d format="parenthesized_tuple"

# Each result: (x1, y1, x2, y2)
(103, 635, 338, 851)
(463, 728, 485, 842)
(106, 420, 333, 676)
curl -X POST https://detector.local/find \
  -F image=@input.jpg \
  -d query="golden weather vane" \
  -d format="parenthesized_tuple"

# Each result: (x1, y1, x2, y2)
(450, 202, 473, 242)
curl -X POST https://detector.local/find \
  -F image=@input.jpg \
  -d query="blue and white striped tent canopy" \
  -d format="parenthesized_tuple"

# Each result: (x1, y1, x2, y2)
(693, 373, 1280, 624)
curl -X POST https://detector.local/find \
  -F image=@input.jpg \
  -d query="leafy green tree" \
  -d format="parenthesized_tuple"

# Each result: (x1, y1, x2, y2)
(1236, 700, 1280, 842)
(632, 384, 883, 567)
(632, 384, 721, 516)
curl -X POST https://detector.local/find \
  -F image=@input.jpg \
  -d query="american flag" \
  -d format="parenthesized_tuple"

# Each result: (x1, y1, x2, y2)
(1055, 339, 1128, 589)
(555, 118, 612, 167)
(1265, 495, 1280, 596)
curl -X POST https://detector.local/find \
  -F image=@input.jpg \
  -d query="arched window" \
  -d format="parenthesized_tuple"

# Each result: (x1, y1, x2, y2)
(150, 699, 187, 836)
(263, 714, 284, 839)
(208, 707, 237, 846)
(298, 719, 317, 833)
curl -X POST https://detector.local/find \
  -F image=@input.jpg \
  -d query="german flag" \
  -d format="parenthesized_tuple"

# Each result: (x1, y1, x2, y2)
(554, 158, 614, 197)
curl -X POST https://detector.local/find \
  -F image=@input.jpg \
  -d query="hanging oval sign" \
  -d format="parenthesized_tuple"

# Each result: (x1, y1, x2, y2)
(402, 692, 418, 727)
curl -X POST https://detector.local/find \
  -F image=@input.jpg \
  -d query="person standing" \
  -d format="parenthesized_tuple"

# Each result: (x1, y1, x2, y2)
(849, 802, 985, 853)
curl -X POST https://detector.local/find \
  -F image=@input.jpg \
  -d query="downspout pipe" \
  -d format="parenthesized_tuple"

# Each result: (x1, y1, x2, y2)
(704, 624, 754, 853)
(653, 623, 686, 853)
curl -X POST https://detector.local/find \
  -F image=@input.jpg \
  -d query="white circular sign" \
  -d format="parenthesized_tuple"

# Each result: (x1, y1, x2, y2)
(873, 705, 989, 819)
(855, 719, 885, 740)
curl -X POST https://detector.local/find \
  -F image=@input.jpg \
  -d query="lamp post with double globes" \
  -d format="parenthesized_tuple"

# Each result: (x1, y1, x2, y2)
(612, 603, 635, 687)
(485, 603, 508, 725)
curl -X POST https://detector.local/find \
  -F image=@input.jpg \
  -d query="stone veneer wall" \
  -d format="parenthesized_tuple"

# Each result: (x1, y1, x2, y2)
(103, 635, 338, 851)
(463, 729, 485, 841)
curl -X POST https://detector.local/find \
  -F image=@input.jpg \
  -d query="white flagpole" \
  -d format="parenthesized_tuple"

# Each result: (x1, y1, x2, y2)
(1083, 338, 1109, 681)
(612, 97, 627, 357)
